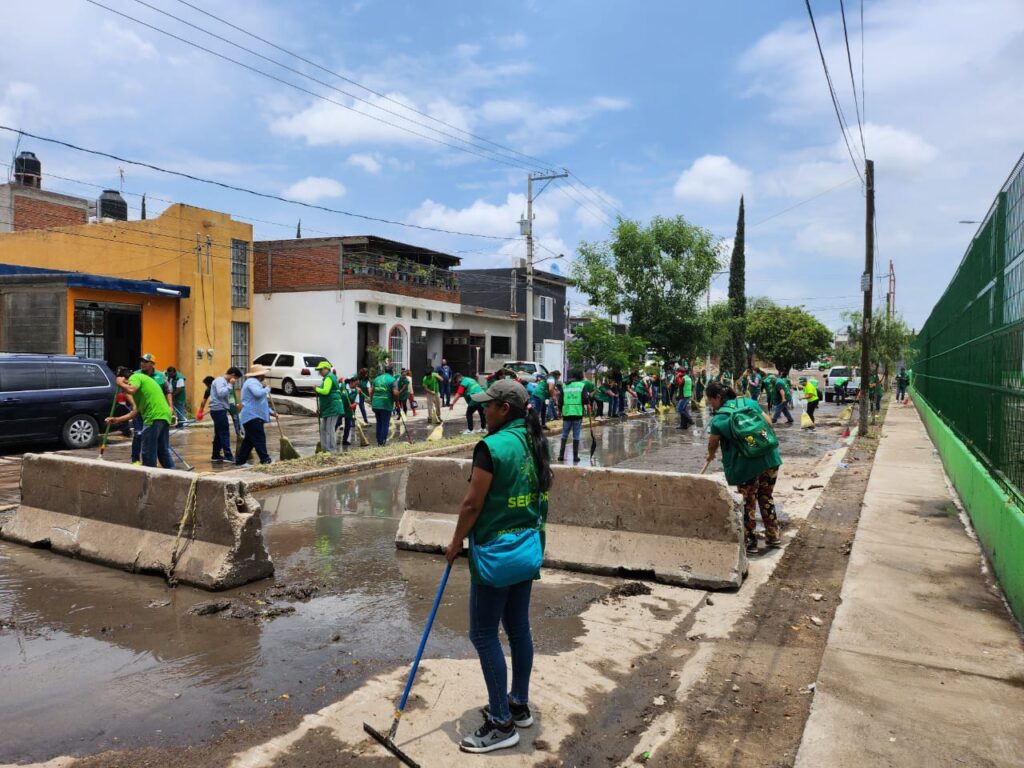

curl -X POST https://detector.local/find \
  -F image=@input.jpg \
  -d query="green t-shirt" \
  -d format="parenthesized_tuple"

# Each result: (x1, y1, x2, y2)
(777, 377, 792, 401)
(710, 397, 782, 486)
(803, 381, 819, 402)
(764, 376, 777, 406)
(397, 375, 411, 402)
(834, 376, 849, 387)
(595, 383, 610, 403)
(422, 373, 440, 393)
(469, 418, 548, 584)
(129, 372, 172, 426)
(371, 373, 397, 410)
(460, 376, 484, 404)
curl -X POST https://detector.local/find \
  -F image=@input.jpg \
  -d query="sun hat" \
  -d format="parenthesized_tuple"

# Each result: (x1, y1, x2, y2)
(471, 379, 528, 409)
(246, 364, 271, 378)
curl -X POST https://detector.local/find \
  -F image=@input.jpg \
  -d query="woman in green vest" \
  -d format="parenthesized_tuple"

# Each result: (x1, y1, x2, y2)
(445, 379, 552, 754)
(450, 372, 486, 433)
(314, 361, 344, 453)
(369, 365, 398, 446)
(705, 381, 783, 555)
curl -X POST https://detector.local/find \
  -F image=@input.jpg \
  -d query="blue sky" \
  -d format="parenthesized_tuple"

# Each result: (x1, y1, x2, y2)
(2, 0, 1022, 331)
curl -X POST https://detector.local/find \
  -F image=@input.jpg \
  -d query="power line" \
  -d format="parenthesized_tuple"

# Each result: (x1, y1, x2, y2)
(83, 0, 537, 173)
(804, 0, 864, 183)
(169, 0, 562, 175)
(748, 176, 860, 228)
(0, 126, 519, 241)
(565, 170, 625, 219)
(121, 0, 551, 174)
(839, 0, 867, 158)
(557, 179, 614, 227)
(860, 0, 866, 128)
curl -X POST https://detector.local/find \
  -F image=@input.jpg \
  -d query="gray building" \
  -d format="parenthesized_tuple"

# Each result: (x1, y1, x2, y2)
(457, 267, 568, 365)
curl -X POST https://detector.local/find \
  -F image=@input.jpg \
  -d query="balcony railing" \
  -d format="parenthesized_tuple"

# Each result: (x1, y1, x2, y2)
(340, 251, 459, 292)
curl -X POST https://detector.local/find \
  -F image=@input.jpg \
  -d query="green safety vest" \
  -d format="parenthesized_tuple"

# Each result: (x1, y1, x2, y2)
(682, 375, 693, 398)
(470, 418, 548, 584)
(316, 373, 344, 417)
(461, 376, 484, 404)
(371, 373, 396, 410)
(562, 381, 585, 417)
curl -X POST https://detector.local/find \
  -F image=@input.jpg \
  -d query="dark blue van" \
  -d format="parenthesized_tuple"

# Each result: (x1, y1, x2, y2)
(0, 354, 117, 449)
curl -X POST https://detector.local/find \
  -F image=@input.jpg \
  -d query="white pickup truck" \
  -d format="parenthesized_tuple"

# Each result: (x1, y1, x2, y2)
(824, 366, 861, 403)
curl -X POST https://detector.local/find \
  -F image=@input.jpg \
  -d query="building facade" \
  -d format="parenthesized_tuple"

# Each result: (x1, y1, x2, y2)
(253, 236, 462, 381)
(457, 267, 568, 371)
(0, 160, 254, 411)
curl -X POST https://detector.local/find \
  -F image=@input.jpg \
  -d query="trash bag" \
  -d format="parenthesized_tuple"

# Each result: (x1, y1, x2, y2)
(801, 412, 814, 429)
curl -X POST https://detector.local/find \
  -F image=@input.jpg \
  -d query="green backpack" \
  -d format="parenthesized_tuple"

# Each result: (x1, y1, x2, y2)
(719, 397, 779, 458)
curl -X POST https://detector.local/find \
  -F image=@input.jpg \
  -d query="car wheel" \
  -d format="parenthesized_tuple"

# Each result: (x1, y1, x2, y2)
(63, 414, 98, 449)
(282, 378, 297, 396)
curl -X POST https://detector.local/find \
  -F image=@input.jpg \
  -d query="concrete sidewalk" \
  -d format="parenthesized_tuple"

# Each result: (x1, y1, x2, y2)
(796, 403, 1024, 767)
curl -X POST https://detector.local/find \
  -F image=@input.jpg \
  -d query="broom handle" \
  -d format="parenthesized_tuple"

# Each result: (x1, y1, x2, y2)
(98, 394, 119, 456)
(389, 562, 452, 739)
(268, 395, 286, 439)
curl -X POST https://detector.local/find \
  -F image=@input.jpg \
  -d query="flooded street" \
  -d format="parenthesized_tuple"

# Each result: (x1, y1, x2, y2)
(0, 402, 851, 765)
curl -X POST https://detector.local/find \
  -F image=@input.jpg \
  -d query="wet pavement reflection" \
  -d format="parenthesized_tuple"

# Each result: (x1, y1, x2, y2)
(0, 402, 848, 762)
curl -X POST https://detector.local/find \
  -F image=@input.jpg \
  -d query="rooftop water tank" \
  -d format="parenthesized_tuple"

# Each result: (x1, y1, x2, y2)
(13, 151, 41, 188)
(98, 189, 128, 221)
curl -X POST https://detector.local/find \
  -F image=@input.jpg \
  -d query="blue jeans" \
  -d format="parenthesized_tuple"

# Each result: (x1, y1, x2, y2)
(608, 396, 619, 418)
(357, 396, 369, 423)
(235, 419, 271, 464)
(772, 400, 794, 423)
(141, 419, 174, 469)
(210, 409, 234, 460)
(173, 403, 187, 423)
(373, 408, 391, 446)
(469, 578, 534, 724)
(440, 380, 451, 406)
(130, 414, 144, 462)
(529, 395, 546, 424)
(561, 416, 582, 440)
(341, 414, 354, 444)
(677, 397, 692, 427)
(896, 384, 906, 401)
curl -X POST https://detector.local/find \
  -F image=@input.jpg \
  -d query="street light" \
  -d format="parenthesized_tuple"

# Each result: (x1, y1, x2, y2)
(533, 253, 564, 265)
(958, 220, 981, 224)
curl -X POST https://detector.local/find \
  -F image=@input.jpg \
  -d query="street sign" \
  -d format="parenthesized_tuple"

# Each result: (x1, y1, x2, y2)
(861, 272, 871, 292)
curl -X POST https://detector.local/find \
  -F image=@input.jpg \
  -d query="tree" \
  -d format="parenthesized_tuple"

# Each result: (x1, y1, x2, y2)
(746, 304, 833, 375)
(840, 309, 914, 377)
(727, 196, 746, 374)
(567, 317, 648, 373)
(572, 216, 720, 359)
(698, 300, 734, 367)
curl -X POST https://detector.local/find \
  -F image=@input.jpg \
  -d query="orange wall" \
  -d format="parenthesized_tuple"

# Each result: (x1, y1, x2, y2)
(67, 287, 179, 372)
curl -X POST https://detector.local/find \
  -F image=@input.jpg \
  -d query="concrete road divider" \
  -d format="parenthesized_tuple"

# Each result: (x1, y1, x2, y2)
(397, 457, 746, 589)
(0, 453, 273, 590)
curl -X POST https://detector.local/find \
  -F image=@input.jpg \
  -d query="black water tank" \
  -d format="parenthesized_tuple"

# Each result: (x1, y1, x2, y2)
(98, 189, 128, 221)
(14, 151, 41, 187)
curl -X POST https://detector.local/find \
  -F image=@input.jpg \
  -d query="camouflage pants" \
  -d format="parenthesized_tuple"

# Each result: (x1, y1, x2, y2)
(737, 467, 780, 544)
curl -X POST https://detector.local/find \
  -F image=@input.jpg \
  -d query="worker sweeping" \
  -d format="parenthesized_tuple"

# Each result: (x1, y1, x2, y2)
(422, 368, 443, 424)
(444, 379, 552, 754)
(450, 372, 486, 433)
(315, 361, 344, 453)
(370, 365, 400, 447)
(704, 380, 783, 555)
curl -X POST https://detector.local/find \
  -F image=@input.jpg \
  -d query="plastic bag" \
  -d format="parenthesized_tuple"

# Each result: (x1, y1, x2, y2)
(801, 412, 814, 429)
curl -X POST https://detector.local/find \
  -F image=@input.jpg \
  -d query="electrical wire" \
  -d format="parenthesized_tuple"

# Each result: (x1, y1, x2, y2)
(0, 125, 519, 241)
(566, 170, 625, 219)
(804, 0, 865, 183)
(748, 176, 860, 229)
(839, 0, 866, 158)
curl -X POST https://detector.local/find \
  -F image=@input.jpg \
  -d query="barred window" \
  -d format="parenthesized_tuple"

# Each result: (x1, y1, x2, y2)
(231, 322, 249, 371)
(231, 239, 249, 308)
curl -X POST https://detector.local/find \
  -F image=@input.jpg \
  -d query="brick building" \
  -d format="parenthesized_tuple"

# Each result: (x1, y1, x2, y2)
(0, 152, 89, 232)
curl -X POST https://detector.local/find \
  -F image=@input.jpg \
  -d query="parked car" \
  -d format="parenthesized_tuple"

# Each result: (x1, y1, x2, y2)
(0, 354, 117, 449)
(501, 360, 550, 384)
(824, 366, 861, 403)
(251, 352, 330, 395)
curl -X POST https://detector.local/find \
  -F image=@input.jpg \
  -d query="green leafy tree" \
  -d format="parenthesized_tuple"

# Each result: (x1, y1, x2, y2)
(746, 304, 833, 375)
(727, 196, 746, 374)
(572, 216, 720, 359)
(840, 309, 914, 378)
(567, 317, 648, 373)
(699, 300, 734, 367)
(366, 344, 391, 374)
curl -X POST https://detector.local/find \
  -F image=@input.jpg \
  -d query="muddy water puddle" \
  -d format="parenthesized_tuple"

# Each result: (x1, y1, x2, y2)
(0, 412, 842, 763)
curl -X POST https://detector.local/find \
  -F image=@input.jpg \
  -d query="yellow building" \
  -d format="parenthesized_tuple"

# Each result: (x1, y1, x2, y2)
(0, 200, 254, 412)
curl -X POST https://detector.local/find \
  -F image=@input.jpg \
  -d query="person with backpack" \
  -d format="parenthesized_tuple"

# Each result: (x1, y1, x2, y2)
(705, 380, 783, 555)
(444, 379, 551, 754)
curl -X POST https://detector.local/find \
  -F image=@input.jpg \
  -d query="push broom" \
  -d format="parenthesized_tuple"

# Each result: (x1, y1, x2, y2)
(364, 562, 452, 767)
(268, 395, 301, 460)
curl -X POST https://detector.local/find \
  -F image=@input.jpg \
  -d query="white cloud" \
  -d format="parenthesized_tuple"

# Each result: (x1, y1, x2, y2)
(853, 123, 937, 172)
(346, 153, 382, 174)
(283, 176, 346, 203)
(496, 32, 528, 50)
(673, 155, 751, 204)
(793, 222, 858, 260)
(590, 96, 630, 112)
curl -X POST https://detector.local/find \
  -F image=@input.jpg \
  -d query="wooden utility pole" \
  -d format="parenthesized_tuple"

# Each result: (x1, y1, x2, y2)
(858, 159, 875, 437)
(524, 171, 567, 361)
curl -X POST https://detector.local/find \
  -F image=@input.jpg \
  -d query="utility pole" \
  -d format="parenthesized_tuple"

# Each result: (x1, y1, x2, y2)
(886, 260, 895, 319)
(858, 159, 875, 437)
(523, 171, 567, 361)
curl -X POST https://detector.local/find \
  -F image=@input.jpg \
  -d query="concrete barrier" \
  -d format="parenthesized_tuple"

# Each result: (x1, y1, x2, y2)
(397, 457, 746, 589)
(0, 453, 273, 590)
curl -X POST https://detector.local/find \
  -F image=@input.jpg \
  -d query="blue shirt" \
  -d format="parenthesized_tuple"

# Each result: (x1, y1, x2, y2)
(208, 376, 234, 411)
(437, 364, 452, 382)
(240, 377, 271, 423)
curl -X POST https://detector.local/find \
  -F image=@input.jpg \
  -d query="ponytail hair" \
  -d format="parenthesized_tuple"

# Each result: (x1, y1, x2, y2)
(512, 404, 553, 492)
(705, 380, 737, 403)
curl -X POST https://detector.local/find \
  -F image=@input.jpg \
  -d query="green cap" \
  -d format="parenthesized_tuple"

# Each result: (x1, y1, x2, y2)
(316, 360, 332, 371)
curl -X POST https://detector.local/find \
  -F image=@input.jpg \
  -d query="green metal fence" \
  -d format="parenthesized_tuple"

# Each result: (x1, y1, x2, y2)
(914, 153, 1024, 508)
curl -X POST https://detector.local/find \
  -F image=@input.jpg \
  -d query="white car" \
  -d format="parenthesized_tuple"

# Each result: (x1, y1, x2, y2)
(502, 360, 550, 383)
(824, 366, 861, 403)
(252, 352, 330, 395)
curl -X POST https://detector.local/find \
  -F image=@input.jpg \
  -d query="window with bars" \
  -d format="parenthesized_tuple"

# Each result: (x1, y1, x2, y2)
(231, 239, 249, 308)
(389, 326, 405, 370)
(231, 322, 249, 371)
(73, 305, 105, 359)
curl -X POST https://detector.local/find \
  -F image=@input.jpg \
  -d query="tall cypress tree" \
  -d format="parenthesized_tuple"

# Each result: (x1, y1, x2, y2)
(727, 196, 746, 374)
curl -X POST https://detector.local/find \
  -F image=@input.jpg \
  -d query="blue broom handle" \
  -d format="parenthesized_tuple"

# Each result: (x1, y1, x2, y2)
(396, 562, 452, 715)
